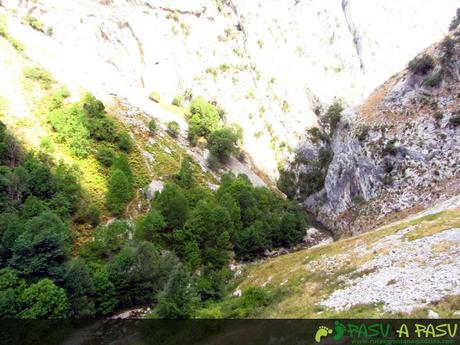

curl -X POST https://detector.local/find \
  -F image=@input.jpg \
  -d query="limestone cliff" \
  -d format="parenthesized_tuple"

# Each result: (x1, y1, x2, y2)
(299, 32, 460, 234)
(1, 0, 458, 178)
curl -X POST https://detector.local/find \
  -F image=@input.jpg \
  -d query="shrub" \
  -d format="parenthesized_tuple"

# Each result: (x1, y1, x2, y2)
(155, 264, 199, 319)
(106, 169, 132, 216)
(19, 279, 69, 319)
(408, 54, 435, 75)
(24, 66, 53, 89)
(307, 127, 330, 144)
(277, 169, 296, 199)
(10, 38, 25, 52)
(188, 97, 220, 141)
(174, 156, 194, 189)
(11, 211, 71, 281)
(149, 92, 161, 103)
(184, 89, 193, 101)
(323, 101, 343, 134)
(39, 136, 54, 153)
(281, 100, 290, 113)
(75, 203, 100, 227)
(167, 121, 180, 137)
(208, 128, 238, 162)
(63, 259, 96, 319)
(80, 92, 106, 118)
(92, 268, 117, 316)
(111, 154, 133, 184)
(155, 183, 189, 230)
(298, 168, 326, 198)
(134, 209, 166, 243)
(49, 87, 70, 111)
(47, 105, 90, 157)
(22, 15, 44, 32)
(172, 96, 183, 107)
(86, 117, 116, 141)
(95, 145, 116, 167)
(148, 118, 157, 134)
(117, 132, 133, 153)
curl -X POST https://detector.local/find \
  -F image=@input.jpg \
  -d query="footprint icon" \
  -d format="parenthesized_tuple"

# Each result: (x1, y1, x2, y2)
(315, 326, 333, 343)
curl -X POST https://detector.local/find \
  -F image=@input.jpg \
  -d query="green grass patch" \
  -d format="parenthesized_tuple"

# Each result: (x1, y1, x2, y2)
(24, 66, 54, 90)
(232, 208, 460, 318)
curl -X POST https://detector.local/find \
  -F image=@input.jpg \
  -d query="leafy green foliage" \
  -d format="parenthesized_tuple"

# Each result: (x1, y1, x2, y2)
(408, 54, 435, 75)
(106, 169, 132, 216)
(323, 101, 343, 134)
(95, 144, 116, 167)
(92, 268, 117, 316)
(155, 183, 189, 230)
(208, 127, 238, 162)
(167, 121, 180, 138)
(277, 169, 297, 199)
(0, 118, 310, 320)
(24, 66, 53, 89)
(134, 209, 166, 244)
(0, 268, 25, 318)
(48, 105, 91, 157)
(172, 96, 183, 107)
(184, 199, 233, 272)
(188, 97, 220, 142)
(11, 211, 71, 281)
(155, 264, 199, 319)
(108, 242, 172, 308)
(149, 92, 161, 103)
(22, 15, 44, 32)
(19, 279, 69, 319)
(63, 259, 95, 319)
(117, 132, 133, 153)
(307, 127, 330, 144)
(148, 118, 157, 134)
(174, 156, 194, 189)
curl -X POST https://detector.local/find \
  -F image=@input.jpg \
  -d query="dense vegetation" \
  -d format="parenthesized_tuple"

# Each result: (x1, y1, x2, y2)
(0, 101, 308, 319)
(186, 97, 240, 163)
(277, 102, 340, 200)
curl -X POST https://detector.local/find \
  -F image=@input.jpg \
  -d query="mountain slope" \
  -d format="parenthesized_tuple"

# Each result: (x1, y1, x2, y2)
(231, 196, 460, 318)
(291, 31, 460, 235)
(1, 0, 458, 177)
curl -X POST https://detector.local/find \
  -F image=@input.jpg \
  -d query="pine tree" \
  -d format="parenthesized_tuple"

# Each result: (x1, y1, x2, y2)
(106, 169, 132, 216)
(155, 264, 199, 319)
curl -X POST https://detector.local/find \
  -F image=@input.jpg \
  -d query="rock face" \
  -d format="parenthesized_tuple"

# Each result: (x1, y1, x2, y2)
(1, 0, 459, 178)
(300, 33, 460, 234)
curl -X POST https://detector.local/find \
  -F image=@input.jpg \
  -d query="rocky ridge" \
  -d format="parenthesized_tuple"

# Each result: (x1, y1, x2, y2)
(297, 32, 460, 235)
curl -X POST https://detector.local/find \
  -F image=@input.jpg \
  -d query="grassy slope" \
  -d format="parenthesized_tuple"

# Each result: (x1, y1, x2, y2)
(0, 31, 217, 246)
(231, 208, 460, 318)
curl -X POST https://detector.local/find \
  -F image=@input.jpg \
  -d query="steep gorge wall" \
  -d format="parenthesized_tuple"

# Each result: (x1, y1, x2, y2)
(1, 0, 459, 178)
(300, 36, 460, 234)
